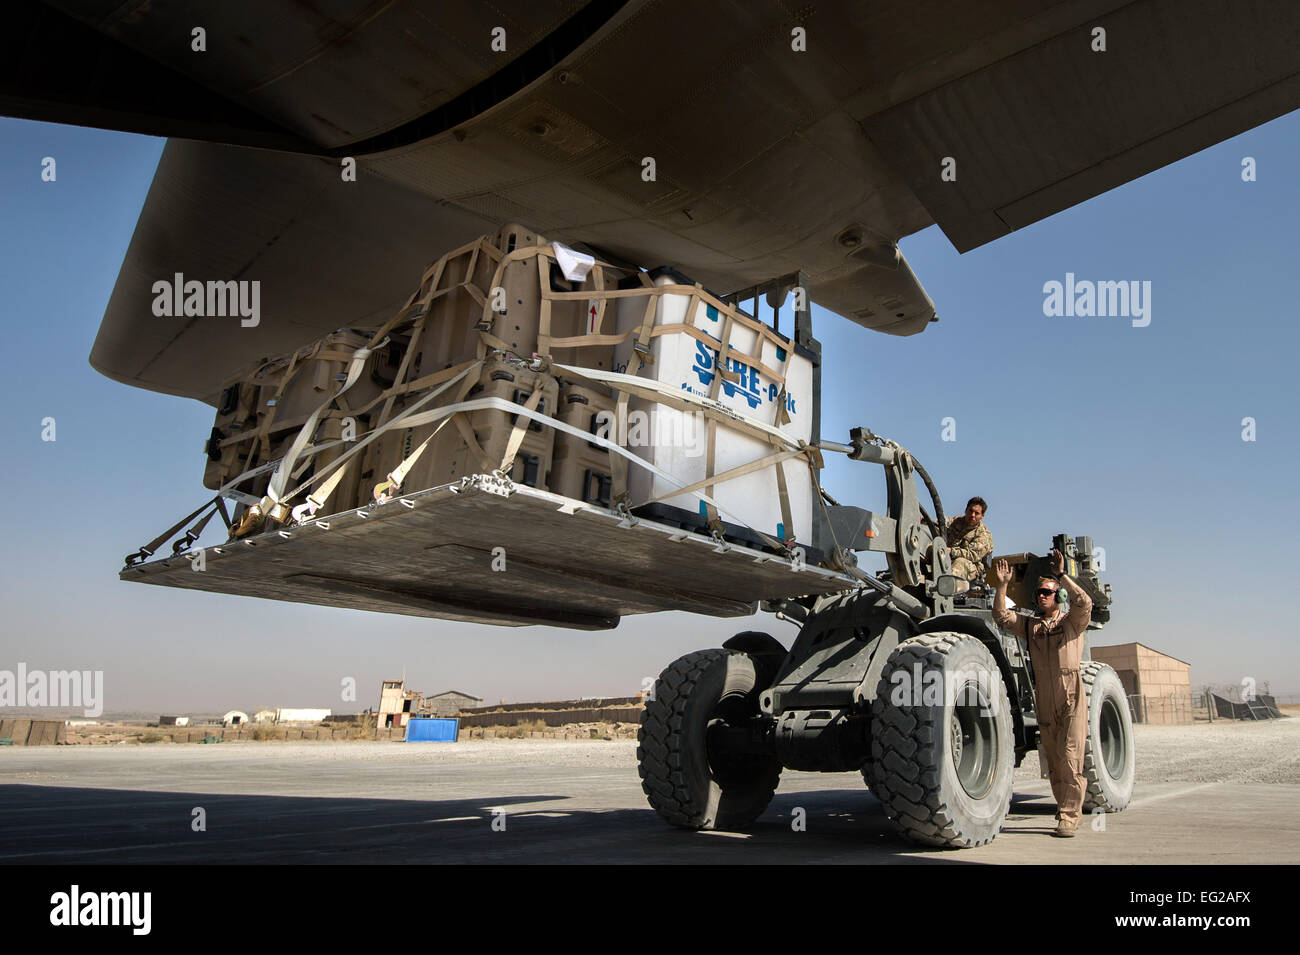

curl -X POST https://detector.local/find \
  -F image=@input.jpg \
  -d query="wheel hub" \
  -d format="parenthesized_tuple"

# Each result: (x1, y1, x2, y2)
(950, 681, 998, 799)
(1099, 696, 1127, 778)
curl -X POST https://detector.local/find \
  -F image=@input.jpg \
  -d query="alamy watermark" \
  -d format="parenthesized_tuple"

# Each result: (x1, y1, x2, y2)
(888, 664, 1008, 717)
(0, 664, 103, 717)
(152, 273, 260, 327)
(1042, 273, 1150, 327)
(49, 885, 150, 935)
(594, 408, 706, 457)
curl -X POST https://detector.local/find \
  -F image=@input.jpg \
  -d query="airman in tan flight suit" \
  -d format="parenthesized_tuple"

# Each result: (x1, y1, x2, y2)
(992, 549, 1093, 837)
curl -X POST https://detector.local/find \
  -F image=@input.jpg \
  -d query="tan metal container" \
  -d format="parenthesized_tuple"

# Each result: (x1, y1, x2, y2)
(550, 381, 616, 506)
(357, 359, 557, 502)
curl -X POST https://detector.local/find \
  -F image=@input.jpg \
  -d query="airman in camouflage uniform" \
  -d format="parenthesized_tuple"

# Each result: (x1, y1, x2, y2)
(946, 497, 993, 580)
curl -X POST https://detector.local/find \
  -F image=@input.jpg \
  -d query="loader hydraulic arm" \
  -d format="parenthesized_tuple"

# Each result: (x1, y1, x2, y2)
(813, 427, 961, 619)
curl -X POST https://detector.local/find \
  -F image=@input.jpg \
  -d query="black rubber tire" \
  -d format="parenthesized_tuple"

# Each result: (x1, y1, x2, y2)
(1081, 661, 1136, 812)
(870, 633, 1015, 848)
(637, 649, 781, 831)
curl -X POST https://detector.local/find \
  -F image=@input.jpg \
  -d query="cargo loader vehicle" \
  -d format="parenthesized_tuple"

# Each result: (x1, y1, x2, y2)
(637, 425, 1134, 846)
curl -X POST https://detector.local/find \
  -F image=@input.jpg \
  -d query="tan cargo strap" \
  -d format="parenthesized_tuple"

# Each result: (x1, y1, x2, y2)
(536, 252, 553, 357)
(267, 336, 386, 503)
(291, 459, 355, 521)
(384, 394, 748, 530)
(371, 418, 451, 504)
(543, 327, 646, 349)
(609, 275, 658, 504)
(642, 446, 808, 508)
(773, 451, 795, 546)
(477, 329, 516, 353)
(770, 385, 796, 542)
(476, 243, 554, 359)
(248, 333, 377, 453)
(276, 359, 484, 506)
(591, 262, 607, 335)
(650, 323, 782, 385)
(447, 363, 492, 474)
(701, 296, 726, 531)
(496, 378, 549, 478)
(376, 313, 428, 428)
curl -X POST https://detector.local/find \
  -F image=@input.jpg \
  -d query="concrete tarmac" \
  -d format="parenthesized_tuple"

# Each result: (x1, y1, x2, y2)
(1, 721, 1296, 864)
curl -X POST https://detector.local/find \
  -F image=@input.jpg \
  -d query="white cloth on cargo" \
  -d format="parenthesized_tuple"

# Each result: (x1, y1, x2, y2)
(552, 242, 595, 282)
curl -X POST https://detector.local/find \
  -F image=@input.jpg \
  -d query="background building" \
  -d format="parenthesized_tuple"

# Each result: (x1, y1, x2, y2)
(274, 708, 331, 724)
(426, 691, 482, 716)
(1091, 643, 1193, 724)
(375, 681, 481, 728)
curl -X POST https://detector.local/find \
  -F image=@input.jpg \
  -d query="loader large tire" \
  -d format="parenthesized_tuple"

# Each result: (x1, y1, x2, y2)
(638, 649, 781, 831)
(870, 633, 1015, 848)
(1081, 661, 1136, 812)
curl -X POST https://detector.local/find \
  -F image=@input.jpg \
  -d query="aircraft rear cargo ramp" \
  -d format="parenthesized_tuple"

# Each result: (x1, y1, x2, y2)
(121, 476, 860, 631)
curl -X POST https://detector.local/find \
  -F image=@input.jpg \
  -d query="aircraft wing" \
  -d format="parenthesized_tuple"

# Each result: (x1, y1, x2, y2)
(4, 0, 1298, 403)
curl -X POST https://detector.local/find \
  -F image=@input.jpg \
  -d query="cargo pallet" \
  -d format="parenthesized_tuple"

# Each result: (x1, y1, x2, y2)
(122, 473, 860, 631)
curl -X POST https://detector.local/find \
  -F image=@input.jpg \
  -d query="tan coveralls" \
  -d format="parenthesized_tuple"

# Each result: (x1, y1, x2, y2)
(993, 584, 1093, 823)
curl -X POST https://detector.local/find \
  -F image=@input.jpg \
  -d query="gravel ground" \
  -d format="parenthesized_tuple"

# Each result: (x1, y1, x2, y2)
(1019, 718, 1300, 784)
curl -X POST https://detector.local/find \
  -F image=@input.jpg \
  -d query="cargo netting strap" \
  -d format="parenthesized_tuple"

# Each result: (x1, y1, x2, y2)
(211, 358, 486, 538)
(640, 446, 809, 510)
(702, 298, 728, 536)
(479, 243, 553, 360)
(771, 383, 796, 546)
(551, 362, 821, 551)
(496, 380, 548, 478)
(610, 274, 659, 506)
(291, 458, 355, 521)
(375, 311, 427, 429)
(360, 391, 777, 543)
(277, 358, 485, 506)
(370, 415, 457, 505)
(266, 335, 388, 504)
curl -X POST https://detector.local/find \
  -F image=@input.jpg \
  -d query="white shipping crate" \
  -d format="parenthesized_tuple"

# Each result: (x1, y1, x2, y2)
(612, 272, 815, 544)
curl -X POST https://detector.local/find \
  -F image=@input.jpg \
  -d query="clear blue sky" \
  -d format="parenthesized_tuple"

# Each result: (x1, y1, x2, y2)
(1, 112, 1296, 713)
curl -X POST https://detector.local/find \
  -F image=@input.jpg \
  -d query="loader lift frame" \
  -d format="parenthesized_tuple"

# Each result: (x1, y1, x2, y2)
(637, 395, 1135, 846)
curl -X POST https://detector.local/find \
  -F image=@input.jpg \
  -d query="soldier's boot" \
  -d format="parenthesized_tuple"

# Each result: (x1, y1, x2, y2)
(1053, 818, 1078, 838)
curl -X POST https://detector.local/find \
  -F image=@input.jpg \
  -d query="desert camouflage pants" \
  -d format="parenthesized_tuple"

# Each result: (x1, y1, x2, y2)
(1036, 665, 1089, 823)
(950, 556, 982, 580)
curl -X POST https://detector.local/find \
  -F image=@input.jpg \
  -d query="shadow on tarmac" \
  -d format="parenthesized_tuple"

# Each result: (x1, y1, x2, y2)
(0, 784, 1022, 864)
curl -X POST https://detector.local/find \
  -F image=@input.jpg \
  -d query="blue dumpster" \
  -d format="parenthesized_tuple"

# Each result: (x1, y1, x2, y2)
(405, 717, 459, 742)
